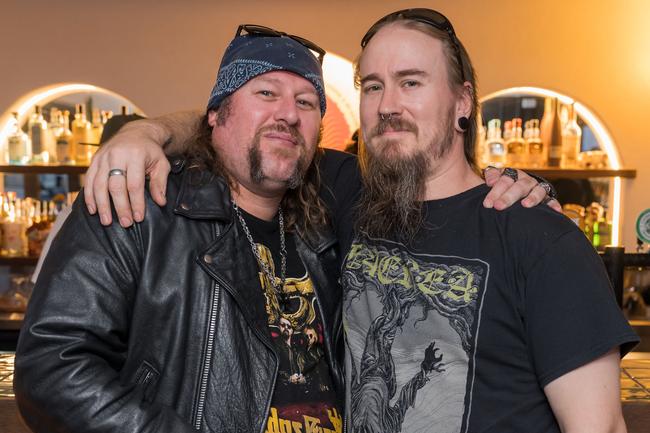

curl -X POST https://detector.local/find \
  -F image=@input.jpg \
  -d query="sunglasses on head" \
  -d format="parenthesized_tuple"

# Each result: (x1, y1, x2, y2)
(360, 8, 466, 82)
(236, 24, 326, 65)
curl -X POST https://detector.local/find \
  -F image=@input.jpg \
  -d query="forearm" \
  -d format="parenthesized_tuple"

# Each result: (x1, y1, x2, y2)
(152, 110, 202, 154)
(545, 349, 627, 433)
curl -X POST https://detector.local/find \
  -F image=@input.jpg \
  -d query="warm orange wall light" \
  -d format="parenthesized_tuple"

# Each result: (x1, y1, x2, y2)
(321, 53, 359, 150)
(0, 83, 144, 146)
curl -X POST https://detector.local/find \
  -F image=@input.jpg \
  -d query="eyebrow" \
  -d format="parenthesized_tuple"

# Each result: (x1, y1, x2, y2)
(359, 69, 428, 85)
(256, 76, 318, 96)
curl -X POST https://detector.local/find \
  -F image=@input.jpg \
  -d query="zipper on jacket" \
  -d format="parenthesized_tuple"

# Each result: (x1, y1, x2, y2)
(310, 274, 348, 433)
(192, 224, 221, 430)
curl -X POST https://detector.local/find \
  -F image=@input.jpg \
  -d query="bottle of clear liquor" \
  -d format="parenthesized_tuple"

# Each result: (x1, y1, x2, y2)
(486, 119, 506, 167)
(56, 111, 74, 164)
(526, 119, 546, 168)
(6, 112, 31, 165)
(46, 108, 61, 163)
(28, 106, 54, 163)
(506, 118, 527, 167)
(48, 107, 62, 136)
(72, 104, 92, 165)
(561, 103, 582, 168)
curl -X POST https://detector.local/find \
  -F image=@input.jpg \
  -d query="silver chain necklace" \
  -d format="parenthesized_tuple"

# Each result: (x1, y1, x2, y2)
(232, 201, 287, 305)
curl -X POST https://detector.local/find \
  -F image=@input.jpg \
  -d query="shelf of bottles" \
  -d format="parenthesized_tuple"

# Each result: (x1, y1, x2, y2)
(4, 103, 131, 168)
(479, 97, 634, 178)
(479, 88, 633, 251)
(0, 191, 75, 260)
(0, 101, 129, 264)
(0, 192, 76, 314)
(0, 84, 144, 317)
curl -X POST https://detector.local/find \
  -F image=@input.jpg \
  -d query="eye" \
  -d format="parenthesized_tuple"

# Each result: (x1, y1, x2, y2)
(362, 83, 382, 94)
(403, 80, 420, 88)
(258, 90, 274, 97)
(297, 98, 317, 109)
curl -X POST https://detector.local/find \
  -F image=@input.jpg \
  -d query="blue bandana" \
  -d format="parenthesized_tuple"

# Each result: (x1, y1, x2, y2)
(207, 35, 327, 116)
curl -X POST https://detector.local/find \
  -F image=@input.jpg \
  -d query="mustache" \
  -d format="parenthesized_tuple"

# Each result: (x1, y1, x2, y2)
(369, 116, 418, 139)
(257, 123, 306, 147)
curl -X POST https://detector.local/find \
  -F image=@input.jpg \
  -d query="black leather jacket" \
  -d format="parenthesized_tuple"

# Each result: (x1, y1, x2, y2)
(14, 157, 344, 433)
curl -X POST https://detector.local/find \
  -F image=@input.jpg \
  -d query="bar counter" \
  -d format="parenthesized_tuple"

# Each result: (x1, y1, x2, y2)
(1, 352, 649, 432)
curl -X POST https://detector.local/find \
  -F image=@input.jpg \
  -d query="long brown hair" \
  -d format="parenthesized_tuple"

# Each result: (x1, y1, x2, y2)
(352, 15, 481, 241)
(184, 103, 329, 239)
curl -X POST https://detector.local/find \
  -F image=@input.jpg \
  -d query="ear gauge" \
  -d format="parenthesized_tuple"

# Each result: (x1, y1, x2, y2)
(458, 116, 469, 131)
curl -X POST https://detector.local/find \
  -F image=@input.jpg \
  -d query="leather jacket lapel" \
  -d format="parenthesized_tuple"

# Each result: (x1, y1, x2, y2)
(198, 221, 275, 349)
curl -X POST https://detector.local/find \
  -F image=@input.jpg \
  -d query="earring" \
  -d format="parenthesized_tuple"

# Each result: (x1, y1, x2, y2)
(458, 116, 469, 131)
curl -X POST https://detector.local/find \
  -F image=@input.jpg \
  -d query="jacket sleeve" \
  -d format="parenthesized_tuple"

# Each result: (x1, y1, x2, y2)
(13, 196, 196, 433)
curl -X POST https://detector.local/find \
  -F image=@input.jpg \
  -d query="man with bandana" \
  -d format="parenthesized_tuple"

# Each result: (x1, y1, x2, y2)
(15, 25, 344, 433)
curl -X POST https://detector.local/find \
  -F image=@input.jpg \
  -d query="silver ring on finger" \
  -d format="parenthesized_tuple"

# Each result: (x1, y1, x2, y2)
(482, 165, 498, 177)
(108, 168, 126, 178)
(501, 167, 518, 182)
(538, 181, 553, 196)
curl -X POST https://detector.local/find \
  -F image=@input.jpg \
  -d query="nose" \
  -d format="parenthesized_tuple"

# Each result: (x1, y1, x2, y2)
(274, 96, 300, 126)
(378, 84, 402, 120)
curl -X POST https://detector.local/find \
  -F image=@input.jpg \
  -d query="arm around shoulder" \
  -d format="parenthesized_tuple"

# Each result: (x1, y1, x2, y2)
(85, 110, 202, 227)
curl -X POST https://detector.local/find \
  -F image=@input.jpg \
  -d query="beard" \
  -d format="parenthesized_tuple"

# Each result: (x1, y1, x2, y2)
(249, 123, 308, 190)
(356, 109, 456, 241)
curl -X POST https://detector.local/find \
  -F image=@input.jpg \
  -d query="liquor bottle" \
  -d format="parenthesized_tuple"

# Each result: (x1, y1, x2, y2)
(121, 105, 129, 115)
(486, 119, 506, 167)
(90, 108, 104, 147)
(26, 199, 53, 257)
(28, 106, 54, 163)
(506, 118, 527, 167)
(503, 120, 513, 142)
(544, 98, 563, 168)
(101, 110, 114, 125)
(540, 98, 551, 146)
(526, 119, 546, 168)
(592, 216, 612, 251)
(48, 108, 62, 136)
(72, 104, 92, 165)
(523, 120, 531, 141)
(6, 112, 31, 165)
(56, 111, 74, 163)
(561, 103, 582, 168)
(1, 197, 28, 257)
(46, 108, 61, 163)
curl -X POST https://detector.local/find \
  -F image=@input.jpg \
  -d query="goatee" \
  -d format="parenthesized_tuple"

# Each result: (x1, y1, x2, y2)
(249, 123, 307, 190)
(356, 112, 455, 241)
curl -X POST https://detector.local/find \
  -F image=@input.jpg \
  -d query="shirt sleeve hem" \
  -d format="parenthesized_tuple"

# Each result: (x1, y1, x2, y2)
(537, 333, 640, 388)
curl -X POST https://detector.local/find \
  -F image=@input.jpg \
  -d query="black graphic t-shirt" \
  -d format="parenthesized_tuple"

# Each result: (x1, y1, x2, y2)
(342, 184, 638, 433)
(240, 209, 342, 433)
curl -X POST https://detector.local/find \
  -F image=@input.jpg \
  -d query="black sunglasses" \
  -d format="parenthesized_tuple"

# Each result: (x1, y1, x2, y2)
(360, 8, 466, 82)
(236, 24, 326, 65)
